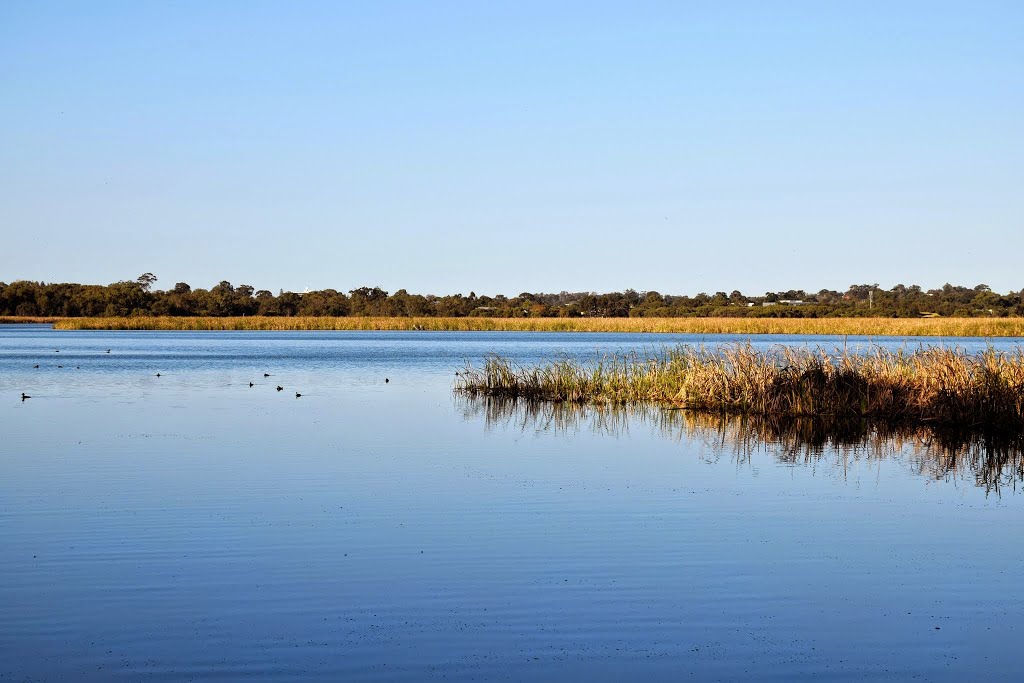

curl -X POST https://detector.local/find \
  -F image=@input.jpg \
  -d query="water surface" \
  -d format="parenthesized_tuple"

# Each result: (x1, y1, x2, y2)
(2, 326, 1024, 680)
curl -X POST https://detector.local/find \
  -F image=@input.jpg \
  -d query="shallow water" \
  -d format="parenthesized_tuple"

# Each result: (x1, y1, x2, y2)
(2, 325, 1024, 681)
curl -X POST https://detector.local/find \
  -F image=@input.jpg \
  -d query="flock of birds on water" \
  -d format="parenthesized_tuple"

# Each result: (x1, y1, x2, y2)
(19, 347, 390, 401)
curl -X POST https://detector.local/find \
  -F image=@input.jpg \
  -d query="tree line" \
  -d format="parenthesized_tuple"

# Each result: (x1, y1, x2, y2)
(2, 275, 1022, 318)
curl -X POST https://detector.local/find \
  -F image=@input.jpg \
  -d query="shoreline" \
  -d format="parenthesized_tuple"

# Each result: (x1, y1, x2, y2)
(2, 315, 1019, 337)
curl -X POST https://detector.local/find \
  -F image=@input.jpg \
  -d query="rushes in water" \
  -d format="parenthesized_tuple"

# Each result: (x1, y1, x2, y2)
(47, 316, 1024, 337)
(454, 345, 1024, 430)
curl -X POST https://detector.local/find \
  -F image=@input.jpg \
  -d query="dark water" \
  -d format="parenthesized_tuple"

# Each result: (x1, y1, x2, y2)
(3, 325, 1024, 681)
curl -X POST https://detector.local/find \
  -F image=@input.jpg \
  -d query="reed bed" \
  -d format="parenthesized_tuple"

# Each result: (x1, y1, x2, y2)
(50, 316, 1024, 336)
(0, 316, 63, 324)
(455, 345, 1024, 431)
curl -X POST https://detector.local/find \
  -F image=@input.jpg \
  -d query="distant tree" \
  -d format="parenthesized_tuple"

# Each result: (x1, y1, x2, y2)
(277, 291, 301, 316)
(136, 273, 158, 292)
(348, 287, 389, 315)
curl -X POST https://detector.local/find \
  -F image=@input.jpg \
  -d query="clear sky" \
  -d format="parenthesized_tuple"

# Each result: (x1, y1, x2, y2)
(2, 1, 1021, 296)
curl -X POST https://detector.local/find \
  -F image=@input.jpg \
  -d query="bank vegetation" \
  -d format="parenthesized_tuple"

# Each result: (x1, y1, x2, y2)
(40, 316, 1024, 336)
(3, 276, 1023, 319)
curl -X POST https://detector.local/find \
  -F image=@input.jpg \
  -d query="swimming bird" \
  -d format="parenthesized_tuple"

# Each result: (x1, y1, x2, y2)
(276, 385, 283, 391)
(33, 364, 39, 369)
(57, 365, 63, 368)
(295, 392, 302, 398)
(106, 349, 111, 353)
(249, 382, 254, 387)
(21, 393, 30, 400)
(156, 373, 161, 377)
(264, 373, 271, 377)
(385, 378, 390, 383)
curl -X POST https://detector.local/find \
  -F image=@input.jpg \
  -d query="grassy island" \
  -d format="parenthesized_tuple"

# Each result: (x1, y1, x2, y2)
(455, 345, 1024, 431)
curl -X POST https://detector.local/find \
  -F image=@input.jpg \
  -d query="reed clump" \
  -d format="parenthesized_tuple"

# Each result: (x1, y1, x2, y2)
(455, 345, 1024, 431)
(49, 316, 1024, 337)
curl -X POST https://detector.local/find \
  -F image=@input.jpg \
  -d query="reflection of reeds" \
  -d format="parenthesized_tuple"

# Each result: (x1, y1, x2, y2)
(455, 345, 1024, 431)
(49, 316, 1024, 336)
(458, 396, 1024, 493)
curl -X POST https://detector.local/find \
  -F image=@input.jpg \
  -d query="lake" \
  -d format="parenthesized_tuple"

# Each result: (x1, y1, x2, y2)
(2, 325, 1024, 681)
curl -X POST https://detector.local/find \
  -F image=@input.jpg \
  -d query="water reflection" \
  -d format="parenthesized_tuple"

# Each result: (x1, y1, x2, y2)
(457, 396, 1024, 494)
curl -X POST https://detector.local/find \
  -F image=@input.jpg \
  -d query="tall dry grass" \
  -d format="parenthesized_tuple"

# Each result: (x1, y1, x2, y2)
(454, 345, 1024, 430)
(49, 316, 1024, 336)
(0, 316, 63, 324)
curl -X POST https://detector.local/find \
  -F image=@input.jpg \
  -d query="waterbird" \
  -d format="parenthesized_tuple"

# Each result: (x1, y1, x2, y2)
(295, 392, 302, 398)
(276, 385, 283, 391)
(249, 382, 254, 387)
(57, 365, 63, 368)
(21, 393, 30, 400)
(264, 373, 271, 377)
(156, 373, 161, 377)
(33, 364, 39, 369)
(106, 349, 111, 353)
(385, 378, 390, 383)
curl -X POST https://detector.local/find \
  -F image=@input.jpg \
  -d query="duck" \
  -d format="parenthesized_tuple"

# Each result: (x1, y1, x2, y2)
(264, 373, 271, 377)
(385, 378, 390, 383)
(276, 385, 283, 391)
(295, 392, 302, 398)
(249, 382, 254, 387)
(21, 393, 30, 400)
(33, 364, 39, 369)
(156, 373, 161, 377)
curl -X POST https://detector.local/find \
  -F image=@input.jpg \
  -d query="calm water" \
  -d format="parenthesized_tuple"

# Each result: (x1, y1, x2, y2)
(3, 325, 1024, 681)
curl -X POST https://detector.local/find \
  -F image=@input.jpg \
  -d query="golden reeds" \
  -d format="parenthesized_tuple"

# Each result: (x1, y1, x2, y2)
(0, 316, 63, 324)
(47, 316, 1024, 336)
(454, 345, 1024, 430)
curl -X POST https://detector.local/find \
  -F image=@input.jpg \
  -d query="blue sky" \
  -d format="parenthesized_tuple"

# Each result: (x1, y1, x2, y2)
(2, 1, 1021, 296)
